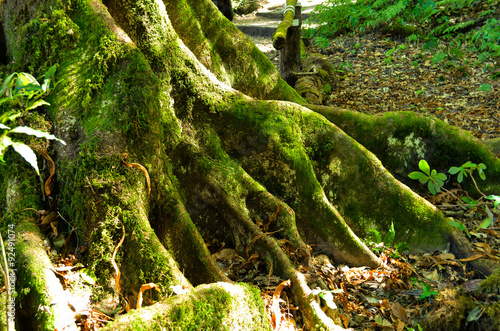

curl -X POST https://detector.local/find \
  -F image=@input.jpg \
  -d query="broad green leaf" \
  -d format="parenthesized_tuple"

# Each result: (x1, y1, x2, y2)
(368, 229, 382, 243)
(383, 221, 395, 246)
(449, 166, 460, 174)
(0, 96, 17, 107)
(428, 181, 437, 195)
(435, 173, 447, 181)
(486, 195, 500, 209)
(462, 196, 476, 205)
(448, 220, 464, 230)
(478, 168, 486, 180)
(435, 177, 445, 186)
(418, 159, 430, 175)
(463, 161, 474, 168)
(0, 136, 13, 160)
(0, 72, 16, 96)
(9, 126, 66, 145)
(457, 172, 464, 183)
(11, 141, 39, 175)
(431, 169, 437, 176)
(0, 111, 21, 124)
(408, 171, 427, 180)
(478, 218, 491, 229)
(16, 72, 38, 89)
(0, 124, 10, 130)
(25, 99, 50, 111)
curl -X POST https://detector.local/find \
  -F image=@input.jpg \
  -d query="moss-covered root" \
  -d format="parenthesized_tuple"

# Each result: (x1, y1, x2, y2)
(101, 282, 272, 331)
(313, 106, 500, 194)
(182, 172, 347, 329)
(15, 217, 78, 331)
(448, 228, 500, 276)
(163, 0, 303, 102)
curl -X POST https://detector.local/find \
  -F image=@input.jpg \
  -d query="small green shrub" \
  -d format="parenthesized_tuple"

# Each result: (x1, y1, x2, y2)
(0, 66, 65, 175)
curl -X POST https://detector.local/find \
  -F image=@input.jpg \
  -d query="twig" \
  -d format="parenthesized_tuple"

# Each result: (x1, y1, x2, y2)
(469, 174, 487, 198)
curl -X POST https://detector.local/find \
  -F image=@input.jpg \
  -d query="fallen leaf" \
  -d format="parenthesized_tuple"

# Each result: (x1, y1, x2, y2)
(391, 302, 408, 323)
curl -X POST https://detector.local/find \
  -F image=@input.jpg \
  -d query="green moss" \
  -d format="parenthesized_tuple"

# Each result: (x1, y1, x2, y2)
(102, 283, 271, 330)
(480, 271, 500, 295)
(485, 303, 500, 331)
(312, 107, 500, 195)
(422, 288, 474, 330)
(19, 8, 81, 74)
(168, 287, 232, 330)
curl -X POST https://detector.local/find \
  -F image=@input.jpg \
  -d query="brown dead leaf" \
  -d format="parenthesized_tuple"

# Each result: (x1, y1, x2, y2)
(212, 248, 236, 262)
(339, 313, 349, 328)
(459, 254, 485, 262)
(238, 252, 259, 271)
(482, 229, 500, 238)
(31, 146, 55, 196)
(396, 319, 406, 331)
(391, 302, 408, 323)
(264, 200, 280, 230)
(271, 279, 291, 329)
(473, 242, 491, 253)
(41, 211, 58, 225)
(437, 253, 455, 260)
(50, 221, 59, 237)
(111, 219, 126, 297)
(245, 229, 281, 258)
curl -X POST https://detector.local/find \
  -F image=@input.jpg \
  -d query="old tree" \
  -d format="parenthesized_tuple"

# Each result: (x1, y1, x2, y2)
(1, 0, 500, 330)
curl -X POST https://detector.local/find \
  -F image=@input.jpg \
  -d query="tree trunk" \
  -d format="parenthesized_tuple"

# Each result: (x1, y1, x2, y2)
(0, 0, 498, 330)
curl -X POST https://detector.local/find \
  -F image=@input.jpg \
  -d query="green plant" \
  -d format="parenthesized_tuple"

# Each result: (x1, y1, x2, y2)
(408, 160, 447, 195)
(449, 161, 486, 183)
(448, 219, 471, 238)
(478, 83, 492, 91)
(313, 36, 330, 50)
(365, 222, 408, 258)
(0, 67, 65, 175)
(308, 0, 500, 77)
(411, 278, 438, 300)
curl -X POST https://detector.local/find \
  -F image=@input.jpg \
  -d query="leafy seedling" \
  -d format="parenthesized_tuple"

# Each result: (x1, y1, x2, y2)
(449, 161, 486, 183)
(409, 160, 447, 195)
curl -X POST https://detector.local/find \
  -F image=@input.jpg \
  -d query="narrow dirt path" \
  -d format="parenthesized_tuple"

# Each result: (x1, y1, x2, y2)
(234, 0, 323, 58)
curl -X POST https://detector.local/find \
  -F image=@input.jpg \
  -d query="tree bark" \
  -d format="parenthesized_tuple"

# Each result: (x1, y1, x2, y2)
(0, 0, 498, 330)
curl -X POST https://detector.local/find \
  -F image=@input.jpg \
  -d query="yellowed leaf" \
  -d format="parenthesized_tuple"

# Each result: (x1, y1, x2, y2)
(438, 253, 455, 260)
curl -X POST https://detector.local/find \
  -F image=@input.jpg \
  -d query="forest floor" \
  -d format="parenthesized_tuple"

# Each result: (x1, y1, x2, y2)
(233, 1, 500, 331)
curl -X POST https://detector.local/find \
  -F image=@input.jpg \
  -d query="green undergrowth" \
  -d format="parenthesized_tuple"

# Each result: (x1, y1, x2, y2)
(307, 0, 500, 77)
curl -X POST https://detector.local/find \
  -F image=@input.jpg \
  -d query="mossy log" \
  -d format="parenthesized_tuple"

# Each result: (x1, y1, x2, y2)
(294, 55, 335, 104)
(0, 0, 498, 330)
